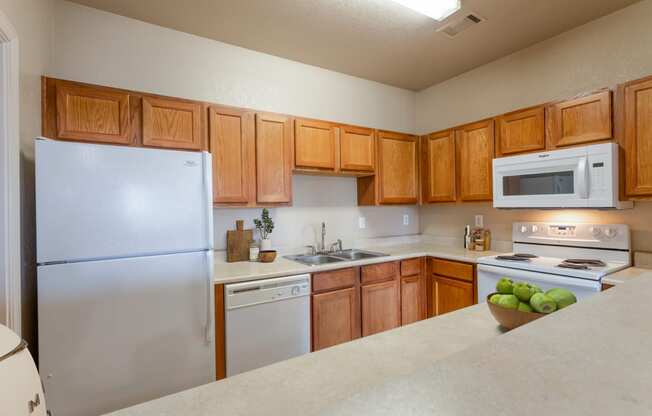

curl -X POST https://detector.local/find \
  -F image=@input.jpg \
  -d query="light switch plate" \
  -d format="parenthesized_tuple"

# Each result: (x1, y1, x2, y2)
(359, 217, 366, 229)
(403, 214, 410, 226)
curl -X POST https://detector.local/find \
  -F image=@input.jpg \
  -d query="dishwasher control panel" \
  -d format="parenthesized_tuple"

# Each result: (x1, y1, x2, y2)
(225, 274, 311, 309)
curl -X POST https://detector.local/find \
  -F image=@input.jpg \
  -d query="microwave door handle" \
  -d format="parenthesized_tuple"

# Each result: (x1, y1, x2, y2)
(577, 157, 589, 198)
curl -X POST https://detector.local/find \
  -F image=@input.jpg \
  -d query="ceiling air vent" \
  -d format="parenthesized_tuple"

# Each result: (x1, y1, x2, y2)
(437, 13, 485, 38)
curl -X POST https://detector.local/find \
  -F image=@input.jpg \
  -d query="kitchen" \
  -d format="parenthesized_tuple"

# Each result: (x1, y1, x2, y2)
(2, 0, 652, 415)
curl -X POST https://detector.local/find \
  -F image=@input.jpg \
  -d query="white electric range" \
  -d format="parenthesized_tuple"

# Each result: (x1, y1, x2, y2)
(477, 222, 631, 301)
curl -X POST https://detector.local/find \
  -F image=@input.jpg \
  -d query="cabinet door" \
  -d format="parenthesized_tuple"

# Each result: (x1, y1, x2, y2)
(142, 96, 204, 150)
(423, 130, 456, 202)
(401, 275, 426, 326)
(294, 118, 337, 171)
(209, 106, 255, 205)
(340, 125, 375, 172)
(496, 106, 545, 156)
(456, 120, 494, 201)
(434, 275, 474, 316)
(54, 81, 132, 144)
(547, 90, 612, 149)
(622, 77, 652, 197)
(377, 131, 418, 204)
(312, 287, 360, 351)
(361, 279, 400, 336)
(256, 113, 293, 204)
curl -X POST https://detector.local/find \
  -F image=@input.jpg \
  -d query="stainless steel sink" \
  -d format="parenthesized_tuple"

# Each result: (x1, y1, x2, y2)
(330, 249, 388, 261)
(284, 254, 345, 266)
(285, 249, 388, 266)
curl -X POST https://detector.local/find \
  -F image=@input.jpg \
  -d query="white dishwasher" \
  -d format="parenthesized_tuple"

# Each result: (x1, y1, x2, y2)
(225, 274, 311, 377)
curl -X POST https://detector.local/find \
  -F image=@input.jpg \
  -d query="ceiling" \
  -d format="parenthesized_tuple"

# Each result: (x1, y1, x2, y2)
(65, 0, 641, 91)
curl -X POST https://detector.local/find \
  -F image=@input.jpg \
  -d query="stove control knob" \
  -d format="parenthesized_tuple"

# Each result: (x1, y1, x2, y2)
(531, 225, 539, 233)
(604, 228, 618, 239)
(591, 227, 603, 238)
(520, 225, 528, 234)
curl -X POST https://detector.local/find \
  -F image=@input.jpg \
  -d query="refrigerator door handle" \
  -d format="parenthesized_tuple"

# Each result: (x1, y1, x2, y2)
(204, 250, 214, 345)
(202, 151, 214, 250)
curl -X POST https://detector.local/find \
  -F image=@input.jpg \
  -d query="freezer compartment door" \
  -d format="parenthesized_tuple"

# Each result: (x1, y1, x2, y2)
(36, 139, 213, 263)
(38, 251, 214, 416)
(477, 264, 601, 303)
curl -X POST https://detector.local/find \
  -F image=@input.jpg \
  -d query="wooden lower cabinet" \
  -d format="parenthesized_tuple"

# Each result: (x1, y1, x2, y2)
(312, 287, 360, 351)
(214, 284, 226, 380)
(361, 279, 401, 336)
(433, 275, 474, 316)
(401, 275, 426, 325)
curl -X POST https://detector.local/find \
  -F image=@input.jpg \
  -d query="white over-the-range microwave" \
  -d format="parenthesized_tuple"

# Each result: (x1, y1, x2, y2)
(493, 143, 632, 209)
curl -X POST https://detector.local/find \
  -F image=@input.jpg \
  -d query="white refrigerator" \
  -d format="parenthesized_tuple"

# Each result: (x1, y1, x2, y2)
(35, 138, 215, 416)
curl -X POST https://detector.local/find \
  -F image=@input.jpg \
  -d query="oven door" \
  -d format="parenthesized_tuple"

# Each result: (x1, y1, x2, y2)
(493, 150, 589, 208)
(477, 264, 601, 302)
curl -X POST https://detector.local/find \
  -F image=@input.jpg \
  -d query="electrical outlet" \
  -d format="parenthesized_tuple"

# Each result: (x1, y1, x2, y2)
(475, 215, 484, 228)
(403, 214, 410, 226)
(359, 217, 366, 229)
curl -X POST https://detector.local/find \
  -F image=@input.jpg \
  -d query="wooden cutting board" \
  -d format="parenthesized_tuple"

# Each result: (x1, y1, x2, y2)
(226, 220, 253, 262)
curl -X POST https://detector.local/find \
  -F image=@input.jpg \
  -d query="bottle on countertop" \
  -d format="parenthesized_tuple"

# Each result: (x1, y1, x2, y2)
(464, 225, 471, 249)
(248, 240, 260, 262)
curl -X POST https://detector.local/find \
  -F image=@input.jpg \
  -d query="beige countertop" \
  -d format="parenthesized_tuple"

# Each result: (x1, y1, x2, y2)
(108, 271, 652, 416)
(602, 266, 651, 285)
(214, 242, 504, 285)
(107, 303, 505, 416)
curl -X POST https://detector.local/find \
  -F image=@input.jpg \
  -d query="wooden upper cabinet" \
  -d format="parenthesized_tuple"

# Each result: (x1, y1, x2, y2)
(620, 76, 652, 197)
(423, 130, 456, 203)
(53, 80, 132, 144)
(361, 279, 400, 337)
(340, 125, 375, 172)
(377, 131, 418, 204)
(256, 113, 293, 204)
(456, 119, 495, 201)
(294, 118, 337, 171)
(209, 106, 255, 205)
(547, 90, 612, 149)
(142, 96, 204, 150)
(496, 106, 546, 156)
(312, 287, 360, 351)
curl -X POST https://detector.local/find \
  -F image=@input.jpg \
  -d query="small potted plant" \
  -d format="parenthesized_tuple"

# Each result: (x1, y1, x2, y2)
(254, 208, 274, 251)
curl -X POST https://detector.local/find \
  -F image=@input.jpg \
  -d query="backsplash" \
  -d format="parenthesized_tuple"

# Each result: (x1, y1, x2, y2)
(214, 175, 420, 254)
(420, 201, 652, 253)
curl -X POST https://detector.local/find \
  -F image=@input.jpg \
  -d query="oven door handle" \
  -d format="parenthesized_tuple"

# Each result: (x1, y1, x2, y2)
(478, 264, 600, 289)
(576, 157, 589, 199)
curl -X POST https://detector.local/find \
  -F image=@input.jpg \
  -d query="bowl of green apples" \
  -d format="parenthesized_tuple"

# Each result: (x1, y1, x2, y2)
(487, 278, 577, 330)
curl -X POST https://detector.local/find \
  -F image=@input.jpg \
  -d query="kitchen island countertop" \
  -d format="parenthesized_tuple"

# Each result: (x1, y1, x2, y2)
(108, 271, 652, 416)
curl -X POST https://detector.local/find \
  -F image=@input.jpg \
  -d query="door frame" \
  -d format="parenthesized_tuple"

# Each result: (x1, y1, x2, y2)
(0, 10, 21, 334)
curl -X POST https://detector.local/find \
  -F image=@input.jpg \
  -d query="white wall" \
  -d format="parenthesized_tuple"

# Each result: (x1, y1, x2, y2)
(0, 0, 53, 346)
(416, 0, 652, 134)
(416, 0, 652, 254)
(215, 175, 419, 253)
(51, 0, 420, 252)
(52, 1, 415, 134)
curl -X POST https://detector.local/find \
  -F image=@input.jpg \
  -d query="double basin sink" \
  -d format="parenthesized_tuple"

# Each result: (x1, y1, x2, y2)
(285, 249, 388, 266)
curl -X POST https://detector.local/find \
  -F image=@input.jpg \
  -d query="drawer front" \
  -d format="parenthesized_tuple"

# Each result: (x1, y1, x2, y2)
(312, 268, 357, 292)
(431, 258, 473, 282)
(361, 261, 398, 285)
(400, 258, 421, 277)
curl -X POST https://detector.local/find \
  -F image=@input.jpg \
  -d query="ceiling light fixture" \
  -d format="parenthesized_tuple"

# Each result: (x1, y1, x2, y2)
(389, 0, 461, 21)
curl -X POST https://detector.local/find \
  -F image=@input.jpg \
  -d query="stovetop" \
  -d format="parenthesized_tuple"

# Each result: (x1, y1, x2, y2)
(478, 253, 629, 280)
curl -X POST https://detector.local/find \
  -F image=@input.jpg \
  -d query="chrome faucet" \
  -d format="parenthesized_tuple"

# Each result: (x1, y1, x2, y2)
(320, 222, 326, 252)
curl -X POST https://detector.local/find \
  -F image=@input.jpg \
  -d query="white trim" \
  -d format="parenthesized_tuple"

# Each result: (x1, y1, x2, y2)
(0, 10, 21, 335)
